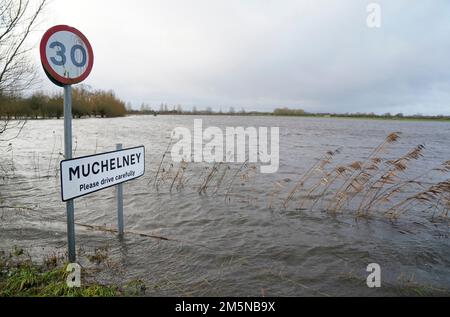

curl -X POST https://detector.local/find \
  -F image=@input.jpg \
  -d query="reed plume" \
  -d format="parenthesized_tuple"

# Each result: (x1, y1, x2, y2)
(170, 160, 188, 192)
(225, 159, 249, 202)
(283, 148, 341, 209)
(356, 144, 425, 217)
(150, 136, 173, 187)
(198, 162, 221, 194)
(268, 178, 291, 209)
(328, 132, 401, 213)
(364, 159, 450, 217)
(386, 179, 450, 219)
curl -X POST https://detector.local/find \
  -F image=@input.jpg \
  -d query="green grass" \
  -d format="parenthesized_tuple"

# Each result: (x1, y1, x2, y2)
(0, 261, 118, 297)
(0, 247, 146, 297)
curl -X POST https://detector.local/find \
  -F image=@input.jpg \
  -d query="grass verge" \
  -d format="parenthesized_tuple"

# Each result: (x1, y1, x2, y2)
(0, 247, 145, 297)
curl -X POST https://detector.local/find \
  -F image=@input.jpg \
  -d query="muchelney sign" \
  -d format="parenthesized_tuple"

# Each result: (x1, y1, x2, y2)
(60, 146, 145, 201)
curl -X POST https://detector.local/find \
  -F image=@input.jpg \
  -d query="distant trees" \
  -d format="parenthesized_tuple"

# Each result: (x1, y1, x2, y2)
(273, 107, 305, 116)
(131, 104, 255, 116)
(90, 89, 126, 118)
(126, 105, 449, 121)
(139, 103, 153, 113)
(269, 108, 449, 120)
(0, 86, 127, 119)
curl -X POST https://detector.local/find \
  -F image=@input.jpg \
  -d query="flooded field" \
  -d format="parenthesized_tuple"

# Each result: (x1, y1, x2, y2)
(1, 115, 449, 296)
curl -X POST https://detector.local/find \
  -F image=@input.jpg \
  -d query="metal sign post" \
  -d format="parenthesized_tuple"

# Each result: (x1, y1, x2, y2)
(116, 144, 124, 237)
(40, 25, 94, 263)
(64, 85, 76, 262)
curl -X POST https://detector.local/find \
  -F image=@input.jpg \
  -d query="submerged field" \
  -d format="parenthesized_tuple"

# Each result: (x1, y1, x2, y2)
(0, 115, 449, 296)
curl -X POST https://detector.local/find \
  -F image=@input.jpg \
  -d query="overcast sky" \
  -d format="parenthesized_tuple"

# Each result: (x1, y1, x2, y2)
(33, 0, 450, 115)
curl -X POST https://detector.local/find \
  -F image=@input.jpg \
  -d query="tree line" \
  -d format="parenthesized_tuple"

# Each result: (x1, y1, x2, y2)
(129, 105, 449, 121)
(0, 86, 127, 119)
(128, 104, 250, 116)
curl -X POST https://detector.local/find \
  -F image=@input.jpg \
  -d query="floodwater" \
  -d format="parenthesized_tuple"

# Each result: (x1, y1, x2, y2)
(1, 115, 449, 296)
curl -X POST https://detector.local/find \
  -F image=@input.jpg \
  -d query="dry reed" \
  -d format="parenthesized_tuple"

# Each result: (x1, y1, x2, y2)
(144, 131, 449, 223)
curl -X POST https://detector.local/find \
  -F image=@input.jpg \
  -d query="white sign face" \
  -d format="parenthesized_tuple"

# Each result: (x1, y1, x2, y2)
(40, 25, 94, 86)
(45, 31, 90, 79)
(60, 146, 145, 201)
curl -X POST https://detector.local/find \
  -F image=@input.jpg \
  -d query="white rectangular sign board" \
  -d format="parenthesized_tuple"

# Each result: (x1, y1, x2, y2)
(60, 146, 145, 201)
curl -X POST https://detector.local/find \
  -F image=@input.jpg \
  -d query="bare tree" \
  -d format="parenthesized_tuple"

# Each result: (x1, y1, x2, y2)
(0, 117, 25, 141)
(0, 0, 47, 95)
(0, 0, 46, 144)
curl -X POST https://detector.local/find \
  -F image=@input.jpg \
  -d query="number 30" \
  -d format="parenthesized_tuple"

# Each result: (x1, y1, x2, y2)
(50, 41, 87, 67)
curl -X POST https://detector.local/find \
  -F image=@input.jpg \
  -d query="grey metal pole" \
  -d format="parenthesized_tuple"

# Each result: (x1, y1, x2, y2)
(64, 85, 76, 262)
(116, 144, 124, 236)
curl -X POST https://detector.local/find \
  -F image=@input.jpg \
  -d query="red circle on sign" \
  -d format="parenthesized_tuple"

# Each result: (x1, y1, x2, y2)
(40, 25, 94, 86)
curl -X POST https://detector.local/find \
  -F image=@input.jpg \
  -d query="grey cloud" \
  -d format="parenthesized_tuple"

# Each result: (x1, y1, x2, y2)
(38, 0, 450, 115)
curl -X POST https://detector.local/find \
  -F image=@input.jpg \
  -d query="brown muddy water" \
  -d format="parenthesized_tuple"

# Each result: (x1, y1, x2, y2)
(1, 115, 449, 296)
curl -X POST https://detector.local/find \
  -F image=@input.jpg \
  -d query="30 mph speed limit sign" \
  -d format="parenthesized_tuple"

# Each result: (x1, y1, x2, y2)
(40, 25, 94, 86)
(39, 24, 95, 262)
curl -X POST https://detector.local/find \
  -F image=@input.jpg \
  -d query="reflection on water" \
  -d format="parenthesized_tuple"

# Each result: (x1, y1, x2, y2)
(1, 115, 449, 296)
